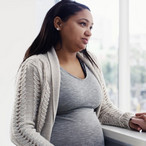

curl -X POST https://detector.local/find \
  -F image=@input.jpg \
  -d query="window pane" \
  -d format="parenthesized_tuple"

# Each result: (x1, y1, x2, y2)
(76, 0, 119, 106)
(130, 0, 146, 112)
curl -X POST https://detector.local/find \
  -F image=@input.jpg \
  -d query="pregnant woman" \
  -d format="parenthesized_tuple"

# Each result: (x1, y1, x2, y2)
(10, 1, 145, 146)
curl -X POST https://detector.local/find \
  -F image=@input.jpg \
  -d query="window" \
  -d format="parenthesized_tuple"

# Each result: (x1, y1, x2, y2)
(129, 0, 146, 112)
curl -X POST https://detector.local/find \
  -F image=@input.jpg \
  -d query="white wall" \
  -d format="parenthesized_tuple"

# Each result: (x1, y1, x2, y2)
(0, 0, 35, 145)
(0, 0, 56, 145)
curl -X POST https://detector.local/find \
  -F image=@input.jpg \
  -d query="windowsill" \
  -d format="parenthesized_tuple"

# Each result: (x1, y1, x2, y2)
(102, 125, 146, 146)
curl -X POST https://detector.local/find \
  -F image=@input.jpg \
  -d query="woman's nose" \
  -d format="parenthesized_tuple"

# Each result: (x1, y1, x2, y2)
(85, 28, 92, 37)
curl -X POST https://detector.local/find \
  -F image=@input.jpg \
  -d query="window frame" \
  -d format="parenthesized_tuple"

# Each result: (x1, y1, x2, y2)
(118, 0, 131, 111)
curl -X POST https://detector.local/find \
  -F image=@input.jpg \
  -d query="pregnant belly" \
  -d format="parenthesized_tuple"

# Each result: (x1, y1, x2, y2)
(50, 108, 104, 146)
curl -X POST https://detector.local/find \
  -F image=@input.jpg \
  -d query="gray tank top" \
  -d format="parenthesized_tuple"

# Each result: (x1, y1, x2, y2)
(50, 59, 104, 146)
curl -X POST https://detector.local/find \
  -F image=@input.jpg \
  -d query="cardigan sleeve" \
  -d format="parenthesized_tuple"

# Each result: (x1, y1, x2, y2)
(98, 71, 134, 129)
(89, 53, 134, 129)
(10, 60, 54, 146)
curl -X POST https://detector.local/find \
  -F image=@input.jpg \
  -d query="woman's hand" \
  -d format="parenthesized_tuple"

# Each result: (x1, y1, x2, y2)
(129, 117, 142, 131)
(135, 112, 146, 121)
(129, 113, 146, 132)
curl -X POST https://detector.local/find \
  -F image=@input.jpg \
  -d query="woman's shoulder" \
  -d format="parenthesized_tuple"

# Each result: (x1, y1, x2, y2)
(78, 50, 102, 69)
(87, 51, 101, 65)
(22, 53, 49, 68)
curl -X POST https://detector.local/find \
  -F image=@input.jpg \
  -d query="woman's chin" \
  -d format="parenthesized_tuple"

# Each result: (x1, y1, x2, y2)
(78, 45, 87, 51)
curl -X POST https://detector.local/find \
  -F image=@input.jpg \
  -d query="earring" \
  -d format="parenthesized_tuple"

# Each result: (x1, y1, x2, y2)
(56, 28, 60, 31)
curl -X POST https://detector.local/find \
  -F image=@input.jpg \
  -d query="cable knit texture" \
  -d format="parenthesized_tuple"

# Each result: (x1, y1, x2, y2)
(11, 48, 133, 146)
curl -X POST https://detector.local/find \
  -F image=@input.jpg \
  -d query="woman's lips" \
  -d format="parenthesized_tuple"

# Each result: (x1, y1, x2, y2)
(82, 38, 88, 44)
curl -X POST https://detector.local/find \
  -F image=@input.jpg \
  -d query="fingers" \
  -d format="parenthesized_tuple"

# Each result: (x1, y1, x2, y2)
(135, 112, 146, 116)
(135, 112, 146, 121)
(131, 117, 146, 131)
(129, 119, 141, 131)
(136, 115, 146, 121)
(142, 115, 146, 121)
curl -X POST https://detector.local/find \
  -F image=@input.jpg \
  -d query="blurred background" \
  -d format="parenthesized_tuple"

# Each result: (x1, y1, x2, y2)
(0, 0, 146, 145)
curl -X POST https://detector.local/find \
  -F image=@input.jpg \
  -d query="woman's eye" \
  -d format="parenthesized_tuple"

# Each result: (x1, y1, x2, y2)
(80, 22, 86, 27)
(90, 26, 93, 30)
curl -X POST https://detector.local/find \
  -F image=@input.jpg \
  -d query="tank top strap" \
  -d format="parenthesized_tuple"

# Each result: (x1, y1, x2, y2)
(77, 57, 86, 77)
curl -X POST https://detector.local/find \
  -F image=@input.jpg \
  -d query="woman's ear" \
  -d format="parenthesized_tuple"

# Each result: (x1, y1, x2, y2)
(54, 16, 62, 31)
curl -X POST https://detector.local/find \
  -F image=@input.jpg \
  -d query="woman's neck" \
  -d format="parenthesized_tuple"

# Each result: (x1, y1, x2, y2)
(55, 45, 78, 65)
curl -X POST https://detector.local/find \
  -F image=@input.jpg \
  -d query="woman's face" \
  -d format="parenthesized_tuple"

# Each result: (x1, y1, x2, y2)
(59, 9, 93, 52)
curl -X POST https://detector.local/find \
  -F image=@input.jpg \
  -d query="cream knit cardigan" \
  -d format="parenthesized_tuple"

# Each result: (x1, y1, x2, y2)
(11, 47, 133, 146)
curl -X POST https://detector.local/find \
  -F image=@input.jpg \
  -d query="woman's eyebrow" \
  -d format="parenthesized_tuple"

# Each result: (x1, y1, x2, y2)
(78, 18, 94, 25)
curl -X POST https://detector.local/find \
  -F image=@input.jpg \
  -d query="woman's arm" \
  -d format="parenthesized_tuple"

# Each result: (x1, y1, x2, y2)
(98, 84, 133, 129)
(10, 59, 54, 146)
(98, 67, 146, 132)
(90, 54, 134, 129)
(98, 68, 146, 131)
